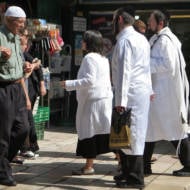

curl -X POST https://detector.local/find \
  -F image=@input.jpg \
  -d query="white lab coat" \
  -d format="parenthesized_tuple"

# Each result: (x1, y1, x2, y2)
(146, 27, 189, 142)
(65, 52, 113, 140)
(112, 26, 152, 155)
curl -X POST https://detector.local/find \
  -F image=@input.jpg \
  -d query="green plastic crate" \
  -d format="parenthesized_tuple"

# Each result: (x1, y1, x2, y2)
(35, 121, 46, 140)
(34, 107, 50, 140)
(34, 106, 50, 123)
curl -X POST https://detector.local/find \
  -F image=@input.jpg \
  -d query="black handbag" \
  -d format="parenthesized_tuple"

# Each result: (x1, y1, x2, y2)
(109, 108, 132, 149)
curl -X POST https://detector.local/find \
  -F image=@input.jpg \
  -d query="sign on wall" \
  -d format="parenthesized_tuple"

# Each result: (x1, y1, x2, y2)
(73, 17, 87, 32)
(74, 34, 83, 65)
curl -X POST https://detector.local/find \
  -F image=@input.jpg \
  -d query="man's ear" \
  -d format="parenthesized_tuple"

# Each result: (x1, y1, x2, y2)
(159, 20, 164, 28)
(118, 15, 123, 24)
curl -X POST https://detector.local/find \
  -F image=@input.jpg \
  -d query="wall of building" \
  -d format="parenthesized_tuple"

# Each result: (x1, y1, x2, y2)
(78, 1, 190, 83)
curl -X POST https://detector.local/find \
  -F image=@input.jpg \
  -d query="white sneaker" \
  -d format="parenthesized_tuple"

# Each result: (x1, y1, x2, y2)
(21, 151, 35, 158)
(34, 153, 39, 158)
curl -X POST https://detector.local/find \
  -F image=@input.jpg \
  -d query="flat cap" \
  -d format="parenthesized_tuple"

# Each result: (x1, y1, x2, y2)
(5, 6, 26, 18)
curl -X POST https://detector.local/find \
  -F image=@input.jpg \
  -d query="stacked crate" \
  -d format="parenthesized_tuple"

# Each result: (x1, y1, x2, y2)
(34, 106, 50, 140)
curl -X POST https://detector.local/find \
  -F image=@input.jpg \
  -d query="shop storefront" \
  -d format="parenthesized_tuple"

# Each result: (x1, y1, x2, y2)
(77, 0, 190, 89)
(0, 0, 78, 127)
(1, 0, 190, 127)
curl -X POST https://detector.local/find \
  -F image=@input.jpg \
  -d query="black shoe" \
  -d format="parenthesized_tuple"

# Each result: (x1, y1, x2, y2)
(11, 157, 24, 165)
(0, 176, 17, 186)
(113, 173, 127, 182)
(116, 181, 145, 189)
(173, 167, 190, 176)
(150, 156, 157, 163)
(144, 168, 152, 176)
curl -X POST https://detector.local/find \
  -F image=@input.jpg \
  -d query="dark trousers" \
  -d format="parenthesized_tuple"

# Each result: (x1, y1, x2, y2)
(144, 138, 190, 171)
(28, 110, 38, 145)
(0, 83, 28, 178)
(20, 110, 39, 152)
(119, 150, 144, 185)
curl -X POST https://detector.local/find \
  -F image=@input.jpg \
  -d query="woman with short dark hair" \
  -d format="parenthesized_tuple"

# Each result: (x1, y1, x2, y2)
(60, 30, 113, 175)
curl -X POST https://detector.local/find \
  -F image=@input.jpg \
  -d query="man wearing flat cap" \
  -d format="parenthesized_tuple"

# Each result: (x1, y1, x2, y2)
(0, 6, 30, 186)
(111, 7, 152, 189)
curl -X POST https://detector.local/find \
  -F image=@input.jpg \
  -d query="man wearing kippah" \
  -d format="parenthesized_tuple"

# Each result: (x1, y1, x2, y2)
(0, 6, 30, 186)
(111, 7, 152, 189)
(144, 9, 190, 177)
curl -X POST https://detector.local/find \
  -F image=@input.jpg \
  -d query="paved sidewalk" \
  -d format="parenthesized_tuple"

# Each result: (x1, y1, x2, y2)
(1, 126, 190, 190)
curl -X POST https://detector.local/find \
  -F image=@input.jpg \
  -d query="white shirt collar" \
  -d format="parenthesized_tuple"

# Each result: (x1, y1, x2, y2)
(116, 26, 134, 41)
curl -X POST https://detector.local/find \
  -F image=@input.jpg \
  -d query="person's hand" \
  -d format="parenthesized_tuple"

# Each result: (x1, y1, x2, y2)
(0, 46, 11, 60)
(24, 61, 33, 72)
(24, 62, 35, 78)
(32, 58, 41, 69)
(40, 84, 47, 96)
(115, 106, 125, 113)
(150, 93, 156, 101)
(60, 81, 66, 88)
(26, 97, 31, 110)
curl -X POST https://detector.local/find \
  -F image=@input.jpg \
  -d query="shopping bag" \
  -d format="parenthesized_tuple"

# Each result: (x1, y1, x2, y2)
(109, 108, 132, 149)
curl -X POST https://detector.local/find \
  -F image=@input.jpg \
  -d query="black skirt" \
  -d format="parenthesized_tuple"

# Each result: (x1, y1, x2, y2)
(76, 134, 111, 158)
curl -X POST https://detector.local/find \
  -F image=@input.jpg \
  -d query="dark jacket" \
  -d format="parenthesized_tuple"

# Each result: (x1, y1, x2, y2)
(24, 52, 44, 107)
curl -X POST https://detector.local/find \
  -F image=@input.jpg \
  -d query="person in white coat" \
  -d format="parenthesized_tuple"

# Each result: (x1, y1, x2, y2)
(60, 30, 113, 175)
(144, 10, 190, 177)
(111, 7, 152, 189)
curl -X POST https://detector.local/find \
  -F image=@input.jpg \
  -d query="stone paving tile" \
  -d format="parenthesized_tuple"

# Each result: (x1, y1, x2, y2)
(0, 127, 190, 190)
(145, 175, 190, 190)
(151, 156, 177, 175)
(1, 184, 43, 190)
